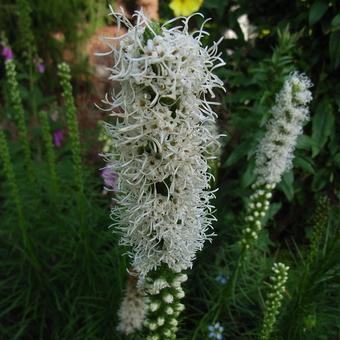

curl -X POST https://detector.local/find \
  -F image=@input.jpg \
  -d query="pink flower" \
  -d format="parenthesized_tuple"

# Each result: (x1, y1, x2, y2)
(1, 46, 13, 60)
(53, 129, 64, 147)
(36, 62, 45, 73)
(101, 167, 118, 191)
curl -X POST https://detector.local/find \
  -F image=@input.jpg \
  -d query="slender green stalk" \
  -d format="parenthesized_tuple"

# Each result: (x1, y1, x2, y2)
(5, 59, 35, 184)
(0, 129, 25, 228)
(259, 262, 289, 340)
(57, 62, 84, 194)
(16, 0, 36, 66)
(16, 0, 37, 116)
(38, 110, 59, 199)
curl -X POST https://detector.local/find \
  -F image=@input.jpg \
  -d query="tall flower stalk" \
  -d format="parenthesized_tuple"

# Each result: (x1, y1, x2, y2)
(58, 62, 84, 195)
(259, 262, 289, 340)
(240, 72, 313, 251)
(306, 195, 330, 267)
(16, 0, 36, 66)
(5, 59, 35, 185)
(100, 9, 224, 337)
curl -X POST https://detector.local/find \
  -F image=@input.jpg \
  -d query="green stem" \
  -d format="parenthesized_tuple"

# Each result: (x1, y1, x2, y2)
(38, 110, 59, 201)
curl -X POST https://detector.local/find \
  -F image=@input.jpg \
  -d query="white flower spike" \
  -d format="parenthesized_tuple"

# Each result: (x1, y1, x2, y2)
(255, 72, 313, 185)
(100, 9, 225, 279)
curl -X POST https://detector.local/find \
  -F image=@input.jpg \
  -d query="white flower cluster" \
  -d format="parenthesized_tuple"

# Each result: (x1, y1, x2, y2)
(117, 278, 146, 335)
(255, 72, 313, 185)
(101, 10, 225, 278)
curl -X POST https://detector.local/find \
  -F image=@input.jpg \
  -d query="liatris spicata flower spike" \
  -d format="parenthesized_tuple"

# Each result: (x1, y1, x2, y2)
(58, 62, 84, 194)
(259, 262, 289, 340)
(255, 72, 313, 186)
(240, 73, 312, 250)
(100, 9, 225, 280)
(16, 0, 37, 65)
(5, 59, 35, 184)
(307, 196, 330, 266)
(38, 111, 59, 198)
(117, 275, 147, 335)
(144, 269, 188, 339)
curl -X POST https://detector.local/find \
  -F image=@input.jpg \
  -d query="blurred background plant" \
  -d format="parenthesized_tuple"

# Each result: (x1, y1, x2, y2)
(0, 0, 339, 339)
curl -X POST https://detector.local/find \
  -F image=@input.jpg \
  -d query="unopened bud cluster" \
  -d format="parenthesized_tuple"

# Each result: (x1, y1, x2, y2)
(144, 270, 188, 340)
(240, 182, 275, 249)
(308, 196, 330, 266)
(259, 262, 289, 340)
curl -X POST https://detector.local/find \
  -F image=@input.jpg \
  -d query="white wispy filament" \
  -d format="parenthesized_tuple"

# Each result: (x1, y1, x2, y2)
(255, 72, 313, 185)
(100, 9, 225, 279)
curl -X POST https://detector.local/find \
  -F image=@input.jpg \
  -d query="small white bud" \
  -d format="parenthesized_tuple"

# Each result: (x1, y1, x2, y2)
(163, 293, 174, 304)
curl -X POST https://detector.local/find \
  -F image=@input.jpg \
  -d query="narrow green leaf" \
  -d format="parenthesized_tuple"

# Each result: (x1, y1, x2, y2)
(309, 1, 328, 25)
(311, 107, 335, 157)
(333, 153, 340, 168)
(296, 135, 318, 151)
(279, 171, 294, 202)
(312, 169, 329, 191)
(294, 155, 315, 174)
(330, 14, 340, 31)
(223, 140, 251, 167)
(329, 30, 340, 69)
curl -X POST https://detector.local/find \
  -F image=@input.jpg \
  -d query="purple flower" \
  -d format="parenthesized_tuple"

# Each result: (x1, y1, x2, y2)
(101, 167, 118, 191)
(1, 46, 13, 60)
(53, 129, 64, 148)
(36, 62, 45, 73)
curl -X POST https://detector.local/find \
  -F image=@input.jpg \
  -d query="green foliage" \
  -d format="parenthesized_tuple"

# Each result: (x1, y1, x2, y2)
(1, 58, 125, 340)
(0, 1, 339, 339)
